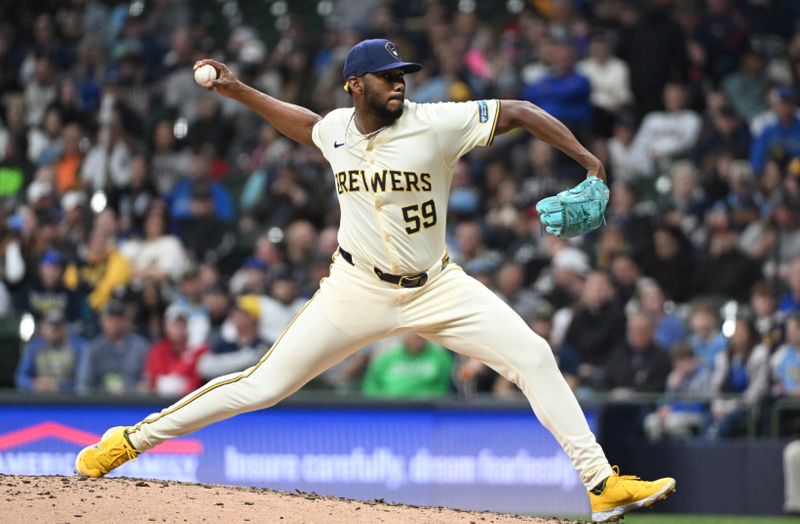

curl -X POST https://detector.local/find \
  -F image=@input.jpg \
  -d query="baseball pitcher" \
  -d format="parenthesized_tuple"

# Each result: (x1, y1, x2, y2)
(76, 39, 674, 523)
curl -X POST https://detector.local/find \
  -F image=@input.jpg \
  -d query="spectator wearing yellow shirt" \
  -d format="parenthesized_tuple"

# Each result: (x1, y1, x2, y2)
(64, 229, 132, 311)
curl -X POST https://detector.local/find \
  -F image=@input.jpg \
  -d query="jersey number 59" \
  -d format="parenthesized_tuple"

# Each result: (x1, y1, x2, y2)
(402, 199, 437, 234)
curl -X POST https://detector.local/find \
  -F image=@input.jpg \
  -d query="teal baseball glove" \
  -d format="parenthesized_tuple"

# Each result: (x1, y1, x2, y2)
(535, 176, 609, 238)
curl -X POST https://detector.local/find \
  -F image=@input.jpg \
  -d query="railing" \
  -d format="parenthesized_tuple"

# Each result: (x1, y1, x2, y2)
(769, 397, 800, 437)
(0, 388, 794, 438)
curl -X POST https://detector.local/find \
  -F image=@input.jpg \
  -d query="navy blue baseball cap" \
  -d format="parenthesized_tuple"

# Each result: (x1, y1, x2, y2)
(41, 249, 64, 266)
(342, 39, 421, 80)
(775, 84, 797, 104)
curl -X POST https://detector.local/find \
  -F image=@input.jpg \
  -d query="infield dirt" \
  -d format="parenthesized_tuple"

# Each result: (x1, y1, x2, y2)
(0, 474, 589, 523)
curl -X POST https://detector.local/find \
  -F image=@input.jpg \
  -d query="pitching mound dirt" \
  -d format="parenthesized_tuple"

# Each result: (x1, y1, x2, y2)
(0, 474, 589, 523)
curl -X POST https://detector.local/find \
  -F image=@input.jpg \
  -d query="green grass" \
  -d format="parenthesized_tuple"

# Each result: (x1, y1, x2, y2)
(617, 515, 799, 524)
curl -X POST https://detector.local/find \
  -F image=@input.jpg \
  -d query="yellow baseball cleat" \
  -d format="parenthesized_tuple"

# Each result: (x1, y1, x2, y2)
(74, 426, 140, 478)
(589, 466, 676, 522)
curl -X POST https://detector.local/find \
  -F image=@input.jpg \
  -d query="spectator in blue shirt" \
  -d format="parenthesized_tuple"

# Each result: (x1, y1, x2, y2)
(15, 309, 85, 392)
(750, 85, 800, 174)
(707, 317, 770, 439)
(167, 150, 234, 224)
(634, 278, 687, 351)
(522, 39, 591, 133)
(771, 313, 800, 399)
(643, 342, 712, 441)
(687, 300, 728, 372)
(779, 258, 800, 314)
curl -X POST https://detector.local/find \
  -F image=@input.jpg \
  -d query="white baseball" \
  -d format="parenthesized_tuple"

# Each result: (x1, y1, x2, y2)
(194, 64, 218, 85)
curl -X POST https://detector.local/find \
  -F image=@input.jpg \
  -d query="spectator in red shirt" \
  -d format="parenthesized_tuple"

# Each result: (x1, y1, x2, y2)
(144, 303, 207, 397)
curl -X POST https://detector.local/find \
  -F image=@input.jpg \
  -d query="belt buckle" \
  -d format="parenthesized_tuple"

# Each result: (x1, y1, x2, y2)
(398, 273, 427, 288)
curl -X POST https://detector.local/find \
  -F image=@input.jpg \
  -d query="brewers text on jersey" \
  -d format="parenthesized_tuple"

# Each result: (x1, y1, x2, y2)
(334, 170, 432, 194)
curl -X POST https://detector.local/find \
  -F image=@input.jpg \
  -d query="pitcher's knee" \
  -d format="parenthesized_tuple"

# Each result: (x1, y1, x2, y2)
(499, 333, 559, 381)
(520, 334, 558, 369)
(240, 378, 299, 410)
(246, 387, 286, 409)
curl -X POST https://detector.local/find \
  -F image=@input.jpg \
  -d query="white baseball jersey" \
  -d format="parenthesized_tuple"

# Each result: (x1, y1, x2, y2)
(311, 99, 500, 274)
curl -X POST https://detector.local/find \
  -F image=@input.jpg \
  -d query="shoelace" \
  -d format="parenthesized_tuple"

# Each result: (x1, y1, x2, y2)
(611, 465, 643, 482)
(620, 474, 643, 481)
(97, 441, 138, 471)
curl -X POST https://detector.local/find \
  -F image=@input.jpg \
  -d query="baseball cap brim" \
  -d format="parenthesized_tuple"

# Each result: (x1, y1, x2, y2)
(365, 61, 422, 76)
(345, 62, 422, 80)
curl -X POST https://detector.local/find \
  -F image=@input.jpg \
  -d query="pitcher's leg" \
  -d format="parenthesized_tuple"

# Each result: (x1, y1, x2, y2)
(413, 268, 612, 490)
(128, 291, 378, 451)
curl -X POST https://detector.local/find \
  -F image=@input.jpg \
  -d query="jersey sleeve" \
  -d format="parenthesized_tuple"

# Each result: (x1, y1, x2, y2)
(422, 100, 500, 167)
(311, 117, 326, 152)
(310, 108, 344, 158)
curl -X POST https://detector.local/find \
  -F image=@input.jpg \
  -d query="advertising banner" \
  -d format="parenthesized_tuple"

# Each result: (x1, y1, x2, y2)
(0, 404, 594, 515)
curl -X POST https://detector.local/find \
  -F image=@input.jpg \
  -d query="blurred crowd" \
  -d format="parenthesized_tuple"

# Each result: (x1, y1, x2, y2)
(3, 0, 800, 439)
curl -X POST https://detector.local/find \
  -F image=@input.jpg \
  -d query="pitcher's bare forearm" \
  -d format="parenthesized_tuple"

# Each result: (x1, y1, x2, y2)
(193, 58, 320, 148)
(495, 100, 605, 181)
(231, 83, 320, 148)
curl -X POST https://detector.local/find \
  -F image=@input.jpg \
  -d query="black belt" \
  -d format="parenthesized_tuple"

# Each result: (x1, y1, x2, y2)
(338, 247, 447, 288)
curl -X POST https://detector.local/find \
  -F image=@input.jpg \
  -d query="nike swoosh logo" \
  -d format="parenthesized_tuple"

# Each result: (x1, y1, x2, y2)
(334, 141, 345, 148)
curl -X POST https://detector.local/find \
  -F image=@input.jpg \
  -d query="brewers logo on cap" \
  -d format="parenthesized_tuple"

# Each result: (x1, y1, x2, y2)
(385, 41, 400, 60)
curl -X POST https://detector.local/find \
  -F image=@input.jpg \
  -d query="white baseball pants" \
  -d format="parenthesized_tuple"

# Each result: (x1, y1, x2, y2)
(127, 253, 612, 489)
